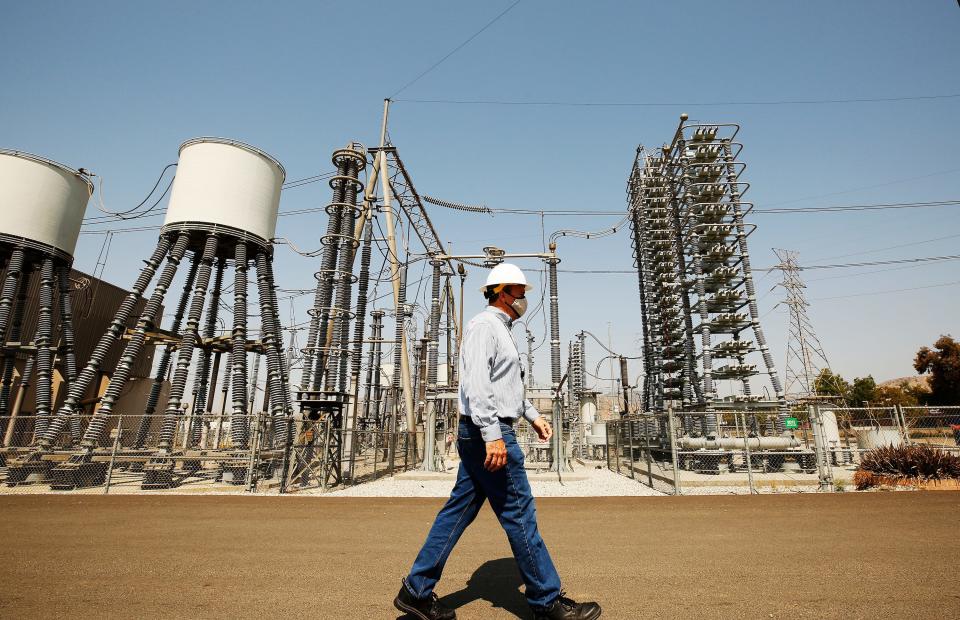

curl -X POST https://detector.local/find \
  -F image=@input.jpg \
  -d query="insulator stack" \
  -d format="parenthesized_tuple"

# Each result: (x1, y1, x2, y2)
(135, 255, 200, 448)
(301, 144, 366, 415)
(0, 150, 92, 454)
(362, 310, 385, 427)
(187, 257, 226, 447)
(628, 117, 788, 429)
(391, 266, 408, 428)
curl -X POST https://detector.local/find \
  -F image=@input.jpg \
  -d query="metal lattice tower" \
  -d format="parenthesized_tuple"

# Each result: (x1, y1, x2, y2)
(773, 249, 833, 400)
(628, 116, 787, 429)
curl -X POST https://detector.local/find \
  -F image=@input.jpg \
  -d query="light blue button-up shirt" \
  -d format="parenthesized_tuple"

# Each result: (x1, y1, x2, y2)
(459, 306, 541, 442)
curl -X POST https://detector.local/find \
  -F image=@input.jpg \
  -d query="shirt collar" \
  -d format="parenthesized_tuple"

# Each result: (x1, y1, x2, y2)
(485, 305, 513, 327)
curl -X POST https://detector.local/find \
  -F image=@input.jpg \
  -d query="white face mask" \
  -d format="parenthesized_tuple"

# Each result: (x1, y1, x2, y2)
(510, 296, 528, 318)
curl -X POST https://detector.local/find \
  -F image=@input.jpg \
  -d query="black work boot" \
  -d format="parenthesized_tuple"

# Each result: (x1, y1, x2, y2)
(533, 591, 602, 620)
(393, 580, 456, 620)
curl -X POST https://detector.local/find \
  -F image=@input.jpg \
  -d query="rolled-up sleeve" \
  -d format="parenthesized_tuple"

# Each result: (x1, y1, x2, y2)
(522, 399, 541, 424)
(461, 323, 502, 442)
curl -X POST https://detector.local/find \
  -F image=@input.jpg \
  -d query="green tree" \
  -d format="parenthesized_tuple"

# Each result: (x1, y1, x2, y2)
(914, 335, 960, 406)
(874, 384, 921, 407)
(813, 368, 850, 400)
(849, 375, 877, 407)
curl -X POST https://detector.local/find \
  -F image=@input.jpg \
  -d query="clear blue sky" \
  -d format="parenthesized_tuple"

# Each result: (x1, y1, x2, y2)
(2, 1, 958, 391)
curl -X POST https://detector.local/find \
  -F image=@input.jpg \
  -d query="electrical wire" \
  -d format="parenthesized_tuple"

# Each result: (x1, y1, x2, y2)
(808, 280, 960, 302)
(753, 199, 960, 215)
(422, 194, 491, 213)
(282, 171, 336, 189)
(558, 253, 960, 274)
(389, 0, 523, 98)
(549, 214, 630, 243)
(87, 163, 177, 221)
(803, 232, 960, 263)
(394, 93, 960, 107)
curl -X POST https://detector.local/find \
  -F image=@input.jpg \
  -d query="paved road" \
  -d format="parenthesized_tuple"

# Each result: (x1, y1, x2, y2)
(1, 493, 957, 619)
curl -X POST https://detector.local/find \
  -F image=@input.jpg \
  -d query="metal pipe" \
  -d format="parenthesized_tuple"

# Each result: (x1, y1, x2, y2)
(677, 435, 798, 450)
(4, 356, 33, 446)
(377, 115, 415, 428)
(40, 236, 173, 449)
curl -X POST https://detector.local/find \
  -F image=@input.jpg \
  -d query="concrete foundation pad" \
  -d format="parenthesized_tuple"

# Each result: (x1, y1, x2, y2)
(395, 469, 589, 482)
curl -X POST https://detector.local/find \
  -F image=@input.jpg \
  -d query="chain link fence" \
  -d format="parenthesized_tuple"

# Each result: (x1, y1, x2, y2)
(603, 405, 960, 495)
(0, 414, 419, 494)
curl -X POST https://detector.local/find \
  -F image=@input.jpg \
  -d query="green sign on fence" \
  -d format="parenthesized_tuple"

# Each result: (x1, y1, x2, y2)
(784, 417, 799, 429)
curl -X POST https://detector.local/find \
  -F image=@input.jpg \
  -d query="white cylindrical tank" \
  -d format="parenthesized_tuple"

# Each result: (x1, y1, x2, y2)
(855, 427, 904, 450)
(579, 392, 598, 426)
(163, 138, 285, 243)
(0, 150, 92, 257)
(820, 410, 842, 447)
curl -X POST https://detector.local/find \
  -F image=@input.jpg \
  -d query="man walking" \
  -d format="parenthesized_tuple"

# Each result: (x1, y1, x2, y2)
(394, 264, 601, 620)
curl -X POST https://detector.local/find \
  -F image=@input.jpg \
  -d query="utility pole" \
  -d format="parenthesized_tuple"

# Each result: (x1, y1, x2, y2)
(377, 99, 416, 432)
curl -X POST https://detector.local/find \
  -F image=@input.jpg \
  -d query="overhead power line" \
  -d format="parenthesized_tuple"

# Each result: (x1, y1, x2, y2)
(753, 200, 960, 214)
(809, 280, 960, 302)
(390, 0, 523, 98)
(556, 253, 960, 274)
(395, 93, 960, 107)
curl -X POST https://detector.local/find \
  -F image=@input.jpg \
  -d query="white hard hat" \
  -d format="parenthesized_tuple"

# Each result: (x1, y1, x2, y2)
(480, 263, 533, 293)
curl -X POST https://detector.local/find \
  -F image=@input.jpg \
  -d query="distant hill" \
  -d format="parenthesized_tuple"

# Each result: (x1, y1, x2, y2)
(877, 375, 931, 390)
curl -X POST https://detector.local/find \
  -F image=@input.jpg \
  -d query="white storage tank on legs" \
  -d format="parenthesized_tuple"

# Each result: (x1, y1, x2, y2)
(0, 149, 93, 258)
(163, 137, 285, 245)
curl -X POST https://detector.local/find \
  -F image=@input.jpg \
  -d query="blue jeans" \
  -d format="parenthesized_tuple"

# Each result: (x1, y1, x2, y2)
(405, 418, 562, 611)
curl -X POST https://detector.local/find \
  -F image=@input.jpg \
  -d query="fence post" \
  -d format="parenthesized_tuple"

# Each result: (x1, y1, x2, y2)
(278, 415, 295, 494)
(605, 421, 612, 472)
(103, 416, 122, 495)
(895, 404, 911, 445)
(667, 407, 682, 495)
(614, 421, 621, 474)
(643, 416, 654, 488)
(810, 404, 834, 492)
(627, 418, 636, 479)
(738, 412, 756, 495)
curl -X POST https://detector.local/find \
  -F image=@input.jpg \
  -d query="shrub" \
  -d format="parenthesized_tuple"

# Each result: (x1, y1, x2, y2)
(857, 444, 960, 485)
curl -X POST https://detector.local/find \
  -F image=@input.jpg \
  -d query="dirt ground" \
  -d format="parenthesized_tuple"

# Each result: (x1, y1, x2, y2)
(0, 493, 957, 619)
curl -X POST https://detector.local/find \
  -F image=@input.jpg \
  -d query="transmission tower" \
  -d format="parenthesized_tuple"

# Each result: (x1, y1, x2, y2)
(772, 248, 833, 400)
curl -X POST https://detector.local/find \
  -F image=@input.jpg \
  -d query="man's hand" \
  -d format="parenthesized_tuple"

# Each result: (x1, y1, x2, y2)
(531, 416, 553, 442)
(484, 439, 507, 472)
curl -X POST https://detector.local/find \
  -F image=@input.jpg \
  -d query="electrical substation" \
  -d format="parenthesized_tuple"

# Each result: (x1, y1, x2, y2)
(0, 107, 953, 497)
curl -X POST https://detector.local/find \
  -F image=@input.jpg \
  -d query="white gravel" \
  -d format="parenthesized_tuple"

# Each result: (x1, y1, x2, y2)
(320, 465, 665, 497)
